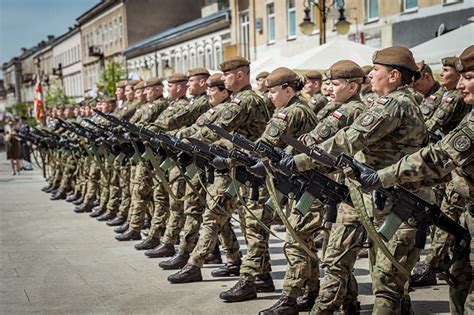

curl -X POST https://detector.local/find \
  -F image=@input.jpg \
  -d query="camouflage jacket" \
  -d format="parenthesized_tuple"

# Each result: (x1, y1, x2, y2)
(419, 82, 444, 121)
(259, 95, 318, 149)
(308, 92, 329, 116)
(378, 109, 473, 201)
(425, 89, 470, 135)
(113, 100, 138, 121)
(136, 97, 169, 128)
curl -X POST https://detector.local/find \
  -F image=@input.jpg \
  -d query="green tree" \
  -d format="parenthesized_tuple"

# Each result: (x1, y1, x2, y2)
(100, 60, 125, 96)
(45, 79, 73, 105)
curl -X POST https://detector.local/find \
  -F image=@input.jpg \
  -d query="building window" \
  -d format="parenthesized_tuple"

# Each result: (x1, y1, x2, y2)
(267, 3, 276, 43)
(443, 0, 461, 4)
(287, 0, 297, 39)
(119, 16, 123, 39)
(239, 12, 250, 59)
(205, 46, 213, 69)
(214, 45, 222, 70)
(366, 0, 379, 21)
(403, 0, 417, 11)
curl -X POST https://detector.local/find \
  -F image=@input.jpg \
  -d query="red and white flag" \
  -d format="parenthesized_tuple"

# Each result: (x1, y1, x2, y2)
(33, 78, 44, 120)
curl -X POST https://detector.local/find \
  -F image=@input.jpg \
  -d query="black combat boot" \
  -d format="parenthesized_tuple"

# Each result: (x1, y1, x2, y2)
(74, 204, 93, 213)
(42, 184, 52, 192)
(273, 225, 286, 233)
(159, 251, 190, 270)
(114, 221, 129, 233)
(219, 278, 257, 302)
(107, 213, 126, 226)
(167, 264, 202, 283)
(211, 260, 241, 277)
(144, 242, 175, 258)
(255, 273, 275, 292)
(96, 212, 116, 222)
(134, 236, 161, 250)
(297, 290, 318, 312)
(72, 197, 84, 205)
(410, 263, 437, 287)
(259, 295, 298, 315)
(115, 229, 141, 241)
(89, 207, 106, 218)
(204, 243, 222, 264)
(50, 191, 67, 200)
(66, 193, 80, 203)
(92, 200, 100, 207)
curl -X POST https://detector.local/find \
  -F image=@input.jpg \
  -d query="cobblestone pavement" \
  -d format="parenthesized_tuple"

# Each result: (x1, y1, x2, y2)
(0, 153, 450, 314)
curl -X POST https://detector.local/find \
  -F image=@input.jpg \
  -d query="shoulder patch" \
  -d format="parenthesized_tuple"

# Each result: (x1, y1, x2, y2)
(453, 134, 471, 152)
(377, 97, 390, 105)
(428, 95, 437, 102)
(435, 109, 446, 119)
(367, 97, 374, 104)
(332, 111, 343, 120)
(208, 108, 215, 114)
(317, 124, 331, 139)
(196, 116, 206, 126)
(444, 97, 453, 104)
(360, 113, 375, 126)
(232, 98, 241, 105)
(421, 104, 433, 115)
(222, 109, 235, 120)
(276, 112, 287, 120)
(310, 98, 317, 104)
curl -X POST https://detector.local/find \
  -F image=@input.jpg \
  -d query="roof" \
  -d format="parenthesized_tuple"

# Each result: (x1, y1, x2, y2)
(123, 9, 229, 56)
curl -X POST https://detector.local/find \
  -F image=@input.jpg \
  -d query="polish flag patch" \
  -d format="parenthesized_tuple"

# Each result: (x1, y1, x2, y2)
(276, 113, 287, 120)
(332, 111, 343, 120)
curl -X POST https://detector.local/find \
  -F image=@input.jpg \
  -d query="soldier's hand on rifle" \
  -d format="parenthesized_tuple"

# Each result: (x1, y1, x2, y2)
(211, 156, 230, 170)
(372, 190, 387, 210)
(276, 152, 295, 174)
(352, 159, 382, 192)
(248, 160, 266, 178)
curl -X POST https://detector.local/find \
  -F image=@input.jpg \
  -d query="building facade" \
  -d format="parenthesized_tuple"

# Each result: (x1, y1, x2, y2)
(229, 0, 473, 63)
(77, 0, 205, 94)
(2, 58, 22, 107)
(124, 3, 231, 79)
(52, 26, 84, 100)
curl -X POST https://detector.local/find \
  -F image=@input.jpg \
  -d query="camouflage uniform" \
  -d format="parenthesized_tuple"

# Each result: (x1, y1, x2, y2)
(282, 98, 366, 302)
(128, 97, 169, 232)
(294, 88, 429, 314)
(377, 110, 473, 314)
(308, 92, 329, 116)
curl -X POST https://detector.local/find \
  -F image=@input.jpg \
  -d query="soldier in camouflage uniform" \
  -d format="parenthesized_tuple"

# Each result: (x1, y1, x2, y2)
(260, 60, 368, 315)
(115, 77, 169, 241)
(159, 73, 241, 276)
(113, 81, 148, 234)
(256, 71, 275, 117)
(285, 46, 429, 314)
(413, 61, 443, 122)
(356, 44, 473, 315)
(142, 70, 210, 256)
(360, 65, 378, 106)
(215, 66, 318, 302)
(410, 57, 471, 287)
(303, 71, 328, 116)
(106, 80, 140, 227)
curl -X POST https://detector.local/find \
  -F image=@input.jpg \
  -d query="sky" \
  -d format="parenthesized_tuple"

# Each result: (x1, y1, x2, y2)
(0, 0, 99, 76)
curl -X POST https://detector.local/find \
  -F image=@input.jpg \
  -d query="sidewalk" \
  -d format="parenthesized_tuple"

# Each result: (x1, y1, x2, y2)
(0, 152, 450, 314)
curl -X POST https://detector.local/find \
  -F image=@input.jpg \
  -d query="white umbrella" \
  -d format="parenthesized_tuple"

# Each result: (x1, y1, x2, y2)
(285, 38, 377, 71)
(411, 23, 474, 70)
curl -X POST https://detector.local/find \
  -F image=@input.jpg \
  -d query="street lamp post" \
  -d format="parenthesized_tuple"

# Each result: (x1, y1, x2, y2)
(299, 0, 351, 45)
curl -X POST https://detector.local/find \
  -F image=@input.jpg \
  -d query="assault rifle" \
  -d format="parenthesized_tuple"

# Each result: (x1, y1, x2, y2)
(282, 135, 470, 260)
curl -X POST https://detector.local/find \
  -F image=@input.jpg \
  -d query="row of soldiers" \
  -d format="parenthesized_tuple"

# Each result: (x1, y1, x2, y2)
(35, 44, 473, 315)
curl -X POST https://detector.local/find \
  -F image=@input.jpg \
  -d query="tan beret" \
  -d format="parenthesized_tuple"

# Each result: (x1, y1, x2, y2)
(441, 57, 457, 68)
(187, 67, 210, 78)
(144, 77, 163, 88)
(168, 73, 188, 83)
(361, 65, 373, 75)
(256, 71, 270, 80)
(305, 71, 323, 80)
(134, 81, 145, 90)
(265, 67, 299, 88)
(125, 80, 139, 87)
(206, 73, 225, 87)
(219, 56, 250, 72)
(324, 60, 365, 80)
(116, 80, 127, 88)
(102, 95, 117, 103)
(372, 46, 418, 72)
(455, 45, 474, 73)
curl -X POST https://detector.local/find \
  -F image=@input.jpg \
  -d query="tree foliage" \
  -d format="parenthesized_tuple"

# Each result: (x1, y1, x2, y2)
(100, 60, 125, 96)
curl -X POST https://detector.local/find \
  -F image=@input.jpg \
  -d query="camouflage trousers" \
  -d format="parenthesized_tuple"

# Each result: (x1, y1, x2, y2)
(117, 163, 132, 218)
(160, 166, 186, 245)
(129, 162, 153, 231)
(239, 186, 273, 281)
(98, 156, 112, 209)
(105, 159, 122, 215)
(178, 173, 206, 253)
(148, 179, 170, 239)
(188, 173, 240, 267)
(312, 220, 366, 313)
(50, 151, 63, 188)
(72, 155, 88, 197)
(425, 182, 466, 269)
(58, 151, 77, 194)
(282, 206, 323, 299)
(449, 207, 473, 314)
(83, 160, 100, 207)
